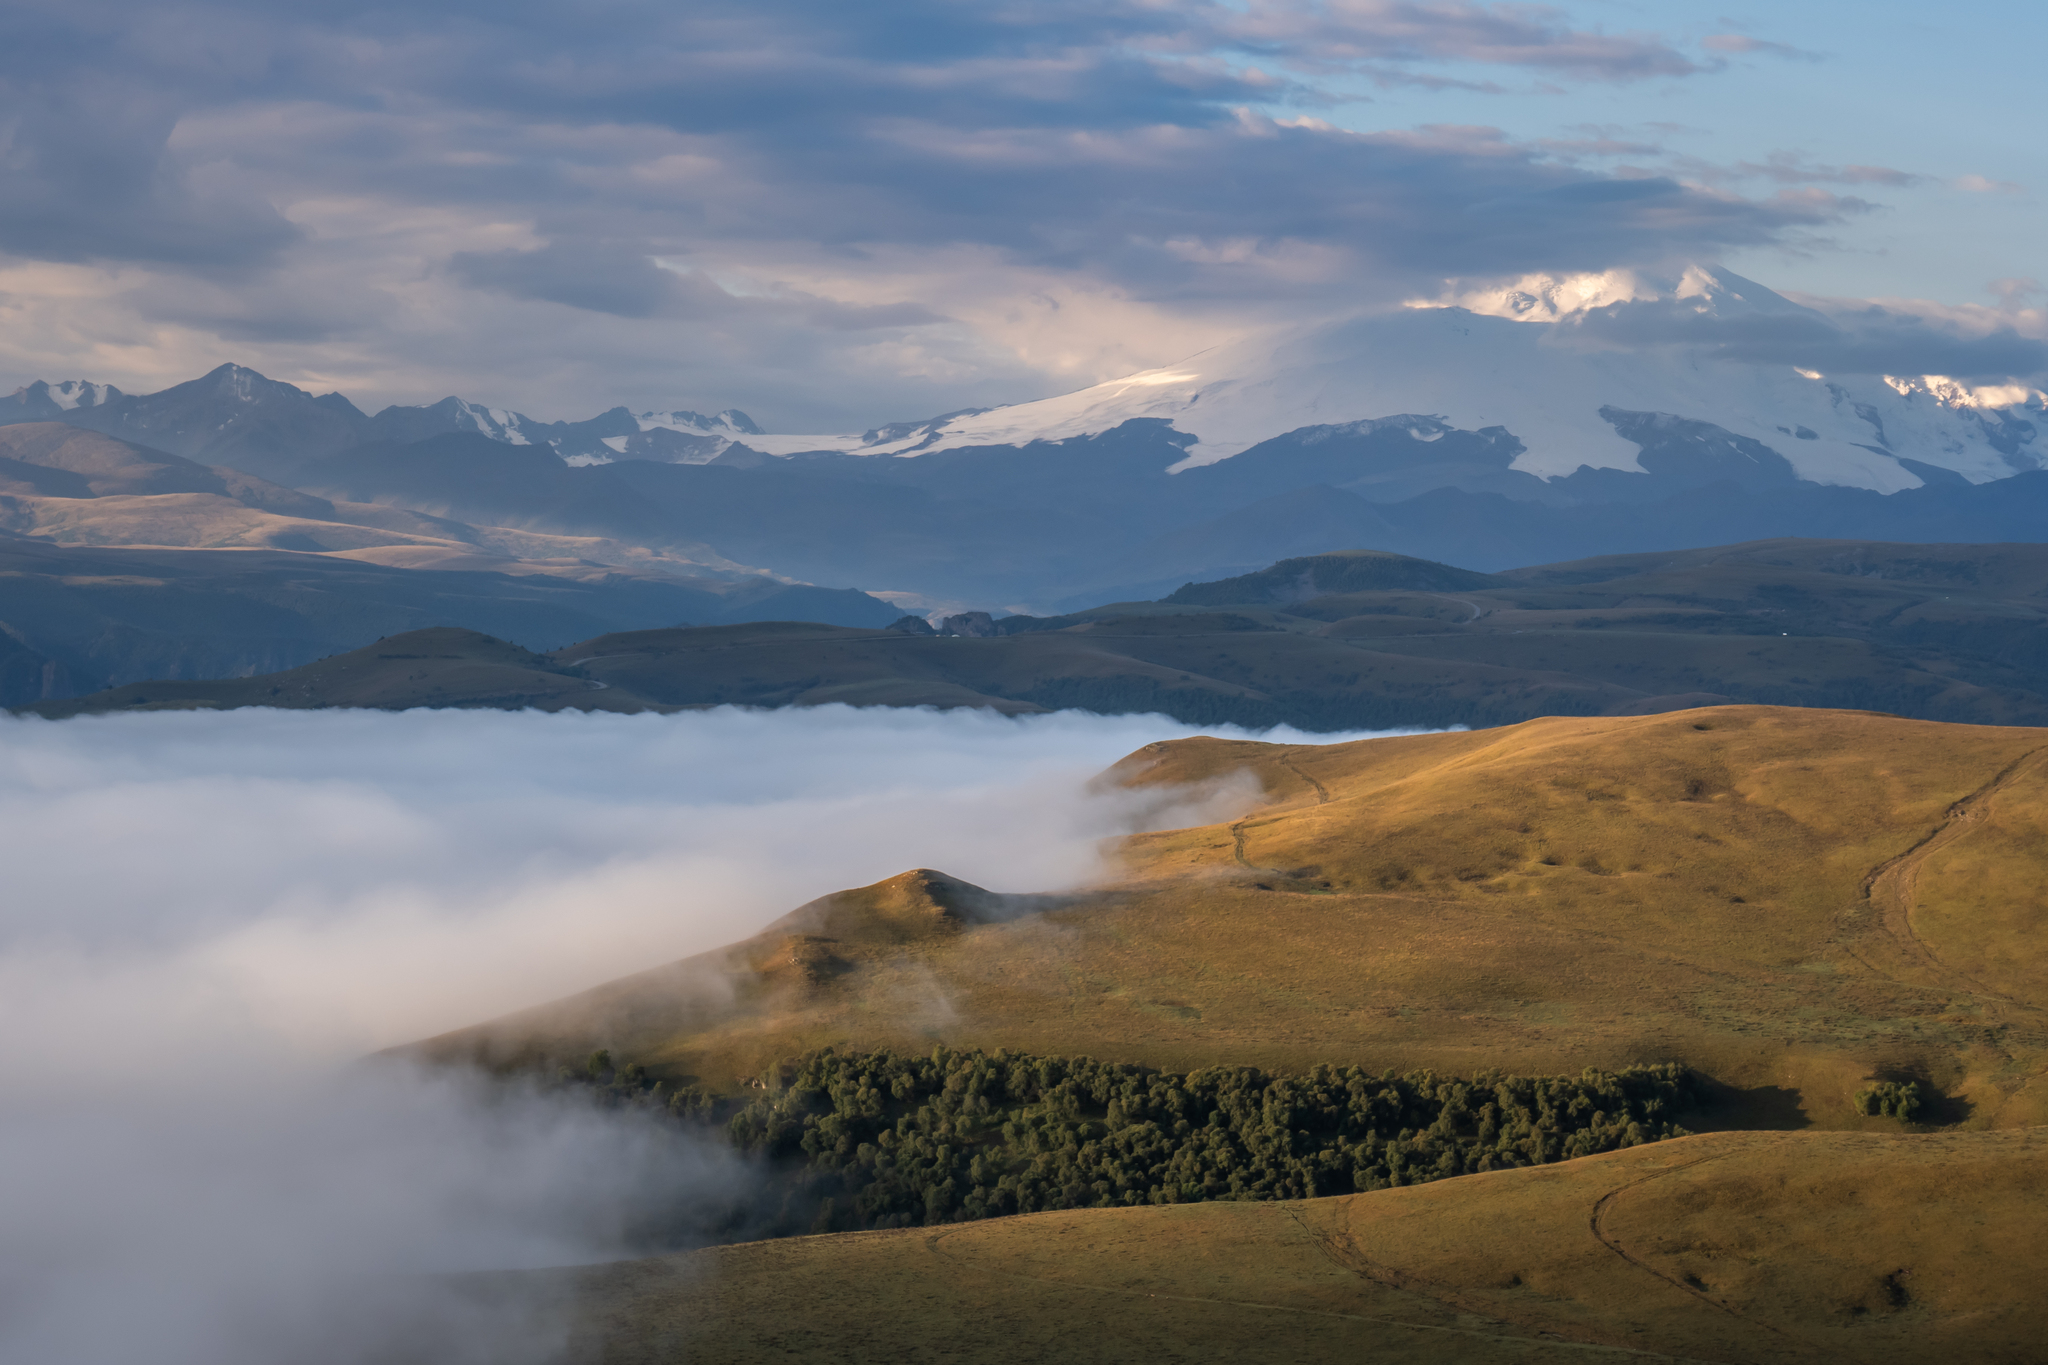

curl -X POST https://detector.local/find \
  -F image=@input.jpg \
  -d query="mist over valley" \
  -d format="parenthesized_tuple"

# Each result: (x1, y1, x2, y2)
(6, 0, 2048, 1357)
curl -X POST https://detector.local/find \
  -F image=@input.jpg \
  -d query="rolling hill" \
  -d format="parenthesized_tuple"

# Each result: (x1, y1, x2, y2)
(418, 706, 2048, 1129)
(34, 539, 2048, 728)
(0, 539, 899, 708)
(557, 1127, 2045, 1364)
(427, 706, 2048, 1360)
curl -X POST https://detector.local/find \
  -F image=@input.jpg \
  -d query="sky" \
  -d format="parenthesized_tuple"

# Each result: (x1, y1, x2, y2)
(0, 0, 2040, 429)
(0, 702, 1332, 1363)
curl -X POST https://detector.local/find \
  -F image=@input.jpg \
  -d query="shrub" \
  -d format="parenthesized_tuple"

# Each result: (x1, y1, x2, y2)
(1851, 1080, 1923, 1121)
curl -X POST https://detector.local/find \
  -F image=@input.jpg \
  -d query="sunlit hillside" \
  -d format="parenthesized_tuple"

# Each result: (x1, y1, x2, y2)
(422, 706, 2048, 1131)
(557, 1126, 2045, 1364)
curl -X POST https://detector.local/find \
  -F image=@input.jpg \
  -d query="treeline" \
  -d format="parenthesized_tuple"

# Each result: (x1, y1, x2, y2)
(560, 1046, 1696, 1239)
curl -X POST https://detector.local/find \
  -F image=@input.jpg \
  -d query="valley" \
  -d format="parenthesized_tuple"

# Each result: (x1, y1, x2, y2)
(12, 8, 2048, 1362)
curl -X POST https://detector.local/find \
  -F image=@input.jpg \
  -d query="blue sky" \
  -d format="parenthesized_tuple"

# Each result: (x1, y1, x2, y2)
(1287, 1, 2042, 306)
(0, 0, 2038, 426)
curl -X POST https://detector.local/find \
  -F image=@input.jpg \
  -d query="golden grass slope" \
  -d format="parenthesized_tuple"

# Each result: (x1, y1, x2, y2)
(421, 706, 2048, 1130)
(559, 1127, 2045, 1364)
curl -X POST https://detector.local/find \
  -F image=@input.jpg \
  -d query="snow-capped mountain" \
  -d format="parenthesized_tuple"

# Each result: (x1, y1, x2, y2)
(11, 267, 2038, 498)
(737, 267, 2046, 497)
(567, 408, 766, 466)
(7, 267, 2048, 604)
(0, 366, 766, 478)
(4, 379, 128, 418)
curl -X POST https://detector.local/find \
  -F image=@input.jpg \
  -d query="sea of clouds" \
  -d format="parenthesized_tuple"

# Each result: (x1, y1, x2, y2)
(0, 703, 1409, 1363)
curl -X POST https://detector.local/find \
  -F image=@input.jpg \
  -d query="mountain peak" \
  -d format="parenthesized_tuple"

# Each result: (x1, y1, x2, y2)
(5, 379, 124, 415)
(1415, 262, 1821, 325)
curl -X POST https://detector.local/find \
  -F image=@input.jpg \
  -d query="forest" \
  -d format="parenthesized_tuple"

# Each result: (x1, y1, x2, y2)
(561, 1046, 1698, 1238)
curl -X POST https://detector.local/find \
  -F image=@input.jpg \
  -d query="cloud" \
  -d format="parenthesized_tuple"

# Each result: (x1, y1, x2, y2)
(0, 703, 1398, 1361)
(1218, 1, 1704, 81)
(0, 75, 299, 269)
(1699, 33, 1820, 61)
(1562, 294, 2048, 381)
(1954, 174, 2024, 195)
(0, 0, 1874, 425)
(1738, 154, 1923, 188)
(0, 1061, 736, 1365)
(450, 241, 696, 319)
(449, 244, 951, 331)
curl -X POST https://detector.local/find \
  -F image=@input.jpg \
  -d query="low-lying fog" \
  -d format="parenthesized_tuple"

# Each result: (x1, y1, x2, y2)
(0, 704, 1410, 1363)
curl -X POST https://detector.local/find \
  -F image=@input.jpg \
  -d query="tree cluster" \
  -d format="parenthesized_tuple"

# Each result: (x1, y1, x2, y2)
(1851, 1080, 1923, 1121)
(561, 1047, 1695, 1238)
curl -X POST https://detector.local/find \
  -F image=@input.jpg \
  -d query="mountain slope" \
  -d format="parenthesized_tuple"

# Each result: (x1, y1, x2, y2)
(562, 1128, 2046, 1364)
(14, 626, 638, 715)
(39, 539, 2048, 727)
(416, 706, 2048, 1132)
(10, 264, 2048, 602)
(0, 543, 901, 708)
(741, 268, 2044, 492)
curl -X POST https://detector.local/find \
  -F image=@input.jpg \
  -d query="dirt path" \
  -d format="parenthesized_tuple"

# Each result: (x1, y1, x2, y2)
(1230, 751, 1331, 871)
(1852, 746, 2048, 1012)
(1585, 1152, 1827, 1359)
(1278, 753, 1331, 804)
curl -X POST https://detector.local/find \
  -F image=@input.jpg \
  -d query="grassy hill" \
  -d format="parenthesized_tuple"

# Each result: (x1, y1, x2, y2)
(417, 706, 2048, 1131)
(33, 538, 2048, 727)
(421, 705, 2048, 1360)
(554, 1127, 2045, 1364)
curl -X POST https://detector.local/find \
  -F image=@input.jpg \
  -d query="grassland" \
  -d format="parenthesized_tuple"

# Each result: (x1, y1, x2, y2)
(552, 1126, 2044, 1364)
(422, 706, 2048, 1131)
(413, 704, 2048, 1359)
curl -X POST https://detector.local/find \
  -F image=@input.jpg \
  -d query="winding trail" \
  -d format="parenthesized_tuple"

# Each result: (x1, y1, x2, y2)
(1230, 750, 1331, 871)
(1851, 746, 2048, 1012)
(1279, 753, 1332, 805)
(1584, 1152, 1823, 1357)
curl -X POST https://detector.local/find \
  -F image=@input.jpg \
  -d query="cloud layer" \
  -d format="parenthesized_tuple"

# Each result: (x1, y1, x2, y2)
(0, 703, 1389, 1361)
(0, 0, 1970, 425)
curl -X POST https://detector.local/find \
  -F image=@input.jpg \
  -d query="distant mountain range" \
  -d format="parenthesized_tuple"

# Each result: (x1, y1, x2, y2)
(0, 365, 766, 476)
(0, 422, 902, 703)
(7, 266, 2047, 606)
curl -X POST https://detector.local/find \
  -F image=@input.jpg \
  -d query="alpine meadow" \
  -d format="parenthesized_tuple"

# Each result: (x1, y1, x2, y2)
(4, 1, 2047, 1361)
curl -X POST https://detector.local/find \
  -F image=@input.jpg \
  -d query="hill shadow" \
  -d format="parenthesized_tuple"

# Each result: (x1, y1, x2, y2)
(1685, 1078, 1812, 1131)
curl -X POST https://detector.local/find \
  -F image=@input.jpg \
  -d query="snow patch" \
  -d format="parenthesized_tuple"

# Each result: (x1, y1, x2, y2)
(45, 380, 113, 411)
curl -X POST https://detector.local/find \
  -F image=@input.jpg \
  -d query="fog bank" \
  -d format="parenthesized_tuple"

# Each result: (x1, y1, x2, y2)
(0, 703, 1414, 1363)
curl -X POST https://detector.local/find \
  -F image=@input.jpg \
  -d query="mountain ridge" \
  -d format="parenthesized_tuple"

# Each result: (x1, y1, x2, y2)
(31, 537, 2048, 727)
(11, 266, 2048, 603)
